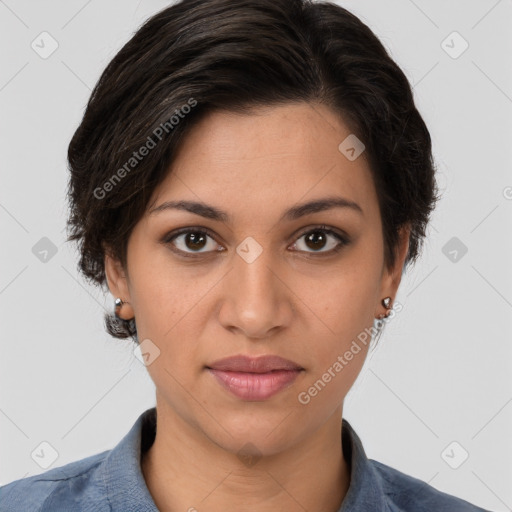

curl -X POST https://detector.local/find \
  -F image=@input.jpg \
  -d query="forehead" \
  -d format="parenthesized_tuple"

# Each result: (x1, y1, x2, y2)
(149, 102, 379, 224)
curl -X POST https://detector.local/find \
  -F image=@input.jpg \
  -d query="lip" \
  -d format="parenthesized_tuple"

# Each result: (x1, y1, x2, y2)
(208, 354, 303, 373)
(206, 355, 304, 401)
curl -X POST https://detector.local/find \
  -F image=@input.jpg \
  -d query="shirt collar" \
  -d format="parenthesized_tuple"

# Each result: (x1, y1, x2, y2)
(102, 407, 159, 512)
(101, 407, 389, 512)
(339, 418, 390, 511)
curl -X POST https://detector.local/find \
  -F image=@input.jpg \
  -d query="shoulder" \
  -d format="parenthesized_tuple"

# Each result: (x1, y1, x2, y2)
(370, 459, 491, 511)
(0, 450, 111, 512)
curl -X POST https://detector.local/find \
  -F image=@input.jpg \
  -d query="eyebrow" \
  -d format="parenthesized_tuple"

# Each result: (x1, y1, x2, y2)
(148, 196, 363, 223)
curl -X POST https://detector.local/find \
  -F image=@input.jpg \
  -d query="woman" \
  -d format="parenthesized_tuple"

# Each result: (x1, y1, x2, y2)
(0, 0, 492, 510)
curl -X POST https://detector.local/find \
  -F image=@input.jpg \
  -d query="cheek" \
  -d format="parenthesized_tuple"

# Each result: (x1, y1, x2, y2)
(128, 255, 211, 375)
(297, 249, 381, 385)
(296, 305, 372, 415)
(300, 261, 380, 342)
(127, 242, 192, 332)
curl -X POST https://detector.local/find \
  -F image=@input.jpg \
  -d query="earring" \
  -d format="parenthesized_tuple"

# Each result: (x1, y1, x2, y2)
(114, 297, 131, 319)
(377, 296, 392, 320)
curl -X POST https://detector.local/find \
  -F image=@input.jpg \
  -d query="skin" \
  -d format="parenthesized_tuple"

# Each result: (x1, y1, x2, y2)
(105, 101, 410, 512)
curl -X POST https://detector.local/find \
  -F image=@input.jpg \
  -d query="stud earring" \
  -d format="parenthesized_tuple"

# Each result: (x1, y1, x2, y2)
(114, 297, 131, 319)
(377, 296, 392, 320)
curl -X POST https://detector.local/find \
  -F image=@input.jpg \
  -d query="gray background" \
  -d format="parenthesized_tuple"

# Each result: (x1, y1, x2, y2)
(1, 1, 511, 510)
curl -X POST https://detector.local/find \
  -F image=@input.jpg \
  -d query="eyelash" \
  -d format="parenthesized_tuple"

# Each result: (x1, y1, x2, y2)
(162, 225, 350, 259)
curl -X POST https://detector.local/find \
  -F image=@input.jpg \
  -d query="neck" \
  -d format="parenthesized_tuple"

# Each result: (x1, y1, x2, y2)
(141, 401, 351, 512)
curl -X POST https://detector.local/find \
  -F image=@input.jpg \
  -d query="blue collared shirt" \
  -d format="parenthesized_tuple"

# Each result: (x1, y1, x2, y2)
(0, 407, 491, 511)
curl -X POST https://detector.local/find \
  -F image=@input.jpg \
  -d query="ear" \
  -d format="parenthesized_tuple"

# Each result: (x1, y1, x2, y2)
(104, 248, 135, 320)
(376, 224, 410, 317)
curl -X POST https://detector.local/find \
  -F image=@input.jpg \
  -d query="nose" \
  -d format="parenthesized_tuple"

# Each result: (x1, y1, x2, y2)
(217, 245, 294, 340)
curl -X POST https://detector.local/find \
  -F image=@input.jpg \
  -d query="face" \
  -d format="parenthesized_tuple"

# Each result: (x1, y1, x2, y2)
(105, 102, 409, 456)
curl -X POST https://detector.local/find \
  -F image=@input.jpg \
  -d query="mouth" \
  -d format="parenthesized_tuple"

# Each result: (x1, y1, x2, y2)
(207, 354, 303, 373)
(206, 354, 304, 401)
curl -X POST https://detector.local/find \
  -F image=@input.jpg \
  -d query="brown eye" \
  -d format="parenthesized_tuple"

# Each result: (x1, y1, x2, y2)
(165, 228, 222, 256)
(182, 231, 208, 251)
(291, 226, 349, 254)
(304, 230, 328, 251)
